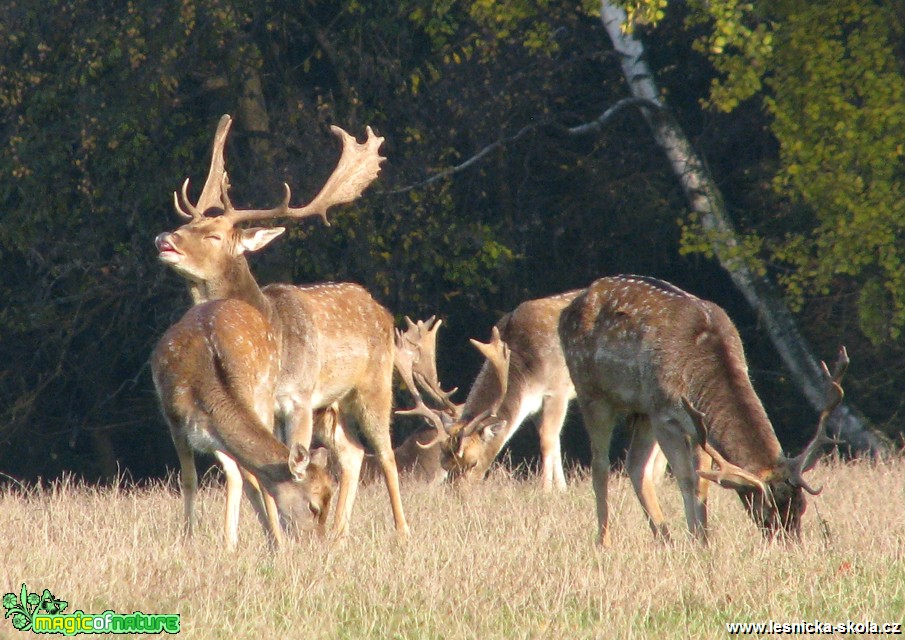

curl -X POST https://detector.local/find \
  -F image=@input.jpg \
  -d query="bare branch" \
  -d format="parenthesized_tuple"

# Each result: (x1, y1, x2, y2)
(383, 98, 661, 195)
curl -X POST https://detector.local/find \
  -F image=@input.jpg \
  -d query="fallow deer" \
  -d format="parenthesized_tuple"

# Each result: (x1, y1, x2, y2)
(153, 115, 409, 545)
(433, 292, 583, 491)
(152, 299, 335, 546)
(558, 275, 846, 546)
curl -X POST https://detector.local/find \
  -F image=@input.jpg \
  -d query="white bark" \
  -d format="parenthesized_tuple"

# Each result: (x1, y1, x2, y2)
(599, 0, 885, 455)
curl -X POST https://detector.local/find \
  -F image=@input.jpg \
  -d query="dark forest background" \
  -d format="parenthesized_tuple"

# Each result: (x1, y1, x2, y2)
(1, 1, 902, 484)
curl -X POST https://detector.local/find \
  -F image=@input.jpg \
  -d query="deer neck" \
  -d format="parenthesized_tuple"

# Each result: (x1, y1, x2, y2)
(688, 365, 783, 473)
(462, 359, 515, 424)
(188, 257, 272, 319)
(459, 358, 536, 462)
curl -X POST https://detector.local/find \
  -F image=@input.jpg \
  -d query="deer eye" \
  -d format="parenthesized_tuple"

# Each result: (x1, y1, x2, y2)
(204, 234, 222, 242)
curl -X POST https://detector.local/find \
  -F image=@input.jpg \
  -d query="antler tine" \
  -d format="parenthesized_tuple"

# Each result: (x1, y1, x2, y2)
(395, 402, 446, 434)
(787, 346, 849, 493)
(461, 327, 511, 438)
(285, 125, 386, 224)
(469, 326, 510, 415)
(407, 316, 461, 412)
(173, 179, 199, 220)
(681, 397, 768, 494)
(220, 178, 294, 225)
(171, 114, 233, 221)
(393, 316, 459, 433)
(197, 115, 233, 213)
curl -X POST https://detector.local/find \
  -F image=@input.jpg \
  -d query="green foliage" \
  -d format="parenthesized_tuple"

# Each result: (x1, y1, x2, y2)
(764, 2, 905, 341)
(611, 0, 668, 29)
(1, 0, 901, 479)
(686, 0, 773, 112)
(635, 0, 905, 344)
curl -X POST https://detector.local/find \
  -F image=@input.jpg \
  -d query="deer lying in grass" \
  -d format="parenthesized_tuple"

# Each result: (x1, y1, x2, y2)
(153, 115, 408, 546)
(558, 275, 846, 546)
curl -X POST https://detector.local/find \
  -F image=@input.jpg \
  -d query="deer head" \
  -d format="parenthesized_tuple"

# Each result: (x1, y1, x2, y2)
(437, 327, 511, 481)
(274, 445, 334, 536)
(155, 114, 385, 305)
(686, 347, 848, 539)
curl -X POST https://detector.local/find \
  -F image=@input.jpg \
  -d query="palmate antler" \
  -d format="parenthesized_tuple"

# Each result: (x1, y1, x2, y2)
(394, 317, 461, 436)
(172, 115, 234, 220)
(785, 346, 849, 495)
(455, 326, 511, 441)
(173, 114, 386, 226)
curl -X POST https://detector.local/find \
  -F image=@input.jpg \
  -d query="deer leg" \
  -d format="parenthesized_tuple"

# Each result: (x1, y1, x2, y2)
(538, 392, 570, 492)
(330, 416, 365, 539)
(579, 398, 617, 547)
(696, 448, 713, 510)
(625, 416, 671, 542)
(654, 418, 708, 543)
(373, 441, 410, 536)
(170, 427, 198, 540)
(213, 451, 244, 550)
(348, 385, 410, 537)
(239, 467, 283, 548)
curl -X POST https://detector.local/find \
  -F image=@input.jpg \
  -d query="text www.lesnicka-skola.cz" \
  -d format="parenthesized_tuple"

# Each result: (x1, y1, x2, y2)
(726, 620, 902, 635)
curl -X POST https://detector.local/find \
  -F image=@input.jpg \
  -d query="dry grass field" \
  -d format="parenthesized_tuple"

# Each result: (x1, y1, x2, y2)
(1, 457, 903, 639)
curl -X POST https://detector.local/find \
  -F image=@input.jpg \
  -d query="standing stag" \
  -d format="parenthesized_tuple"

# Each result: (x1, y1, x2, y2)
(152, 115, 409, 546)
(558, 275, 846, 546)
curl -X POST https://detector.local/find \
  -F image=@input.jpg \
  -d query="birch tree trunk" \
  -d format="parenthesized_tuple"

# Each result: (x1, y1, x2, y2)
(599, 0, 885, 455)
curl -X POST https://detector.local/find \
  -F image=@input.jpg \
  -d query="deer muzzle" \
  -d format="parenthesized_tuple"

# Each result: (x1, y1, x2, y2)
(155, 232, 182, 264)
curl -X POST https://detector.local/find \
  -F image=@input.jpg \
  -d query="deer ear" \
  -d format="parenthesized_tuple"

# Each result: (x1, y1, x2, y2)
(308, 446, 331, 469)
(479, 419, 507, 443)
(288, 443, 311, 480)
(238, 227, 286, 254)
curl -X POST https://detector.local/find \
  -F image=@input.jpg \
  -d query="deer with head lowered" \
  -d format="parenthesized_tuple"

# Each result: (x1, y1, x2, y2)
(407, 293, 583, 491)
(558, 275, 846, 546)
(152, 115, 408, 547)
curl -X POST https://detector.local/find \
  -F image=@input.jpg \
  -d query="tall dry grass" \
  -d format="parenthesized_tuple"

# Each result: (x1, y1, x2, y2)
(1, 457, 903, 639)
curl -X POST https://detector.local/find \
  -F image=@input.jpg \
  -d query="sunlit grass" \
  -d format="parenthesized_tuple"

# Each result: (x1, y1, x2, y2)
(1, 457, 902, 639)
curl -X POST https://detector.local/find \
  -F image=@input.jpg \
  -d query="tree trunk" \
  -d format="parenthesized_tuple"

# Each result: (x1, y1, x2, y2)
(598, 0, 886, 455)
(230, 40, 276, 173)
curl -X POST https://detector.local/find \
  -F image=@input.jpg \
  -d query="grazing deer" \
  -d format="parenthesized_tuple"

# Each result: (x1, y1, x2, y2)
(340, 411, 448, 486)
(423, 293, 583, 491)
(153, 115, 409, 545)
(152, 299, 335, 546)
(558, 275, 846, 546)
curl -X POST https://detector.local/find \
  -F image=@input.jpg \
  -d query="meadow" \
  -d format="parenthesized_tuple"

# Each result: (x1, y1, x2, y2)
(1, 457, 903, 639)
